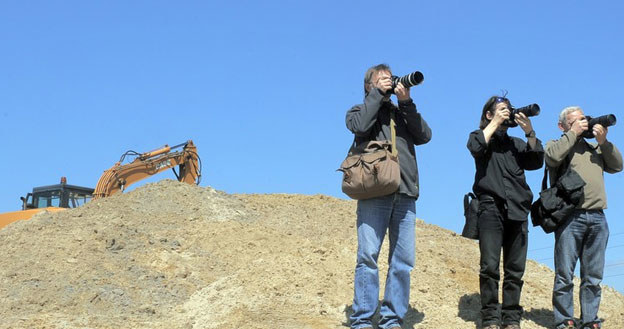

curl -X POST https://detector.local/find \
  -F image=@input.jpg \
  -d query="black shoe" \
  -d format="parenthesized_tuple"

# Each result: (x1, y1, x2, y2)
(580, 321, 601, 329)
(556, 320, 576, 329)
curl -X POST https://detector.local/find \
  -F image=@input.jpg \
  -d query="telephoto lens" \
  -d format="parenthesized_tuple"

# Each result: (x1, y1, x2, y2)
(502, 104, 540, 127)
(515, 104, 541, 117)
(581, 114, 617, 138)
(388, 71, 424, 94)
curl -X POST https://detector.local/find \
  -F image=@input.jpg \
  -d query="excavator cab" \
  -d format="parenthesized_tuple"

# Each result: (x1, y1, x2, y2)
(20, 177, 94, 210)
(0, 177, 94, 230)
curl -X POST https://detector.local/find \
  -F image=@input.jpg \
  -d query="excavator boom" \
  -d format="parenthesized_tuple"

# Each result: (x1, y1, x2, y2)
(93, 140, 200, 199)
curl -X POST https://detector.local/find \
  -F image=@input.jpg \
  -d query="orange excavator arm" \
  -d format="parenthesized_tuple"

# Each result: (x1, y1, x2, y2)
(93, 140, 201, 199)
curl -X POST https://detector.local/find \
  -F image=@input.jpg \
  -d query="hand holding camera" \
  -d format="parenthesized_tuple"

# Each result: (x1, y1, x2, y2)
(593, 124, 608, 145)
(514, 112, 535, 136)
(374, 73, 393, 94)
(581, 114, 617, 140)
(502, 104, 540, 127)
(394, 82, 411, 101)
(492, 103, 511, 127)
(570, 117, 589, 136)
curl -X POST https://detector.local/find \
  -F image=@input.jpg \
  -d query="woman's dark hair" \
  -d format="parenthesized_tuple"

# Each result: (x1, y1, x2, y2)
(479, 95, 510, 129)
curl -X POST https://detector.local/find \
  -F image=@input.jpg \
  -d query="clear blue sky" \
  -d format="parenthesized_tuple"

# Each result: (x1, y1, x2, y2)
(2, 1, 623, 293)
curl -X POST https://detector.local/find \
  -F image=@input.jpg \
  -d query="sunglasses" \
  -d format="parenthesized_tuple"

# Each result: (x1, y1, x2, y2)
(495, 97, 508, 103)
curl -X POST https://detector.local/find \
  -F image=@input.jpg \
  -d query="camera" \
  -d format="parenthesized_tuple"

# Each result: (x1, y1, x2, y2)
(387, 71, 424, 94)
(581, 114, 617, 138)
(502, 104, 541, 127)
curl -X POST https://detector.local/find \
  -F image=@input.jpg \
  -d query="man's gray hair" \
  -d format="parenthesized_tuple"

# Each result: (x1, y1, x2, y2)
(364, 64, 391, 94)
(559, 106, 583, 126)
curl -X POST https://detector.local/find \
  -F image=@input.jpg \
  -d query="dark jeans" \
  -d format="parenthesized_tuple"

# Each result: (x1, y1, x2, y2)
(478, 200, 528, 326)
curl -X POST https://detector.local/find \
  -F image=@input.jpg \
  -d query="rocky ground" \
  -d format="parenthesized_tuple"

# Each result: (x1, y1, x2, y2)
(0, 180, 623, 329)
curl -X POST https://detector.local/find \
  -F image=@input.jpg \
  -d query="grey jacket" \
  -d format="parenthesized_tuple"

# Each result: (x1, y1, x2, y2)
(346, 88, 432, 199)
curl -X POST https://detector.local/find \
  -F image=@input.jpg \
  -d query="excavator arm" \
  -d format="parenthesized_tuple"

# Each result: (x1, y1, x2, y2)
(93, 140, 201, 199)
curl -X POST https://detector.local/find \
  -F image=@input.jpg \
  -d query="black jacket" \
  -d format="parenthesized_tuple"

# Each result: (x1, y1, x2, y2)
(346, 88, 432, 199)
(467, 129, 544, 221)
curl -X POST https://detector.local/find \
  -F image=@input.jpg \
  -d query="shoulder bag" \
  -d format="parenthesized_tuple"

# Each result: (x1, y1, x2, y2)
(338, 112, 400, 200)
(530, 156, 585, 233)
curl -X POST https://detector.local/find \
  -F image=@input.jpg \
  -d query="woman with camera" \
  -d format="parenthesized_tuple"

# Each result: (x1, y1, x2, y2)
(466, 96, 544, 329)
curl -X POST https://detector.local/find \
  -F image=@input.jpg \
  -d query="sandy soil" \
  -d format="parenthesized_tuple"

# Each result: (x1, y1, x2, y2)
(0, 180, 622, 328)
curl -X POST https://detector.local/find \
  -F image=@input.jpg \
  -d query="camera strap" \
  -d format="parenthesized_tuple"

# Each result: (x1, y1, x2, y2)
(390, 110, 397, 156)
(348, 106, 397, 156)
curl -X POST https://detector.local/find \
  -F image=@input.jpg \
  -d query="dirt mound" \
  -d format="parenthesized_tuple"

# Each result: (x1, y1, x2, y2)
(0, 180, 623, 329)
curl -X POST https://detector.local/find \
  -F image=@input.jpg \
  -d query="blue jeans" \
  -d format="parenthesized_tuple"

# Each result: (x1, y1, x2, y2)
(553, 210, 609, 326)
(350, 193, 416, 329)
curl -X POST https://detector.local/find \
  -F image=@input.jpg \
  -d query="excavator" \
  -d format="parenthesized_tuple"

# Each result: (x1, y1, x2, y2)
(0, 140, 201, 230)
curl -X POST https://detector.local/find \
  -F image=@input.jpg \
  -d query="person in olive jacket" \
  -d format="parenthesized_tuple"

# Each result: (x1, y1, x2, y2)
(467, 95, 544, 329)
(545, 106, 622, 329)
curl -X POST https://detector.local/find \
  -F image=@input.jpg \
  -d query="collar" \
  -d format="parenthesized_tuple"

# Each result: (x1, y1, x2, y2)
(493, 129, 508, 140)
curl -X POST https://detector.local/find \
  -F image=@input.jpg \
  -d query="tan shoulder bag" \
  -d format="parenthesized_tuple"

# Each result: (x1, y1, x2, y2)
(338, 112, 400, 200)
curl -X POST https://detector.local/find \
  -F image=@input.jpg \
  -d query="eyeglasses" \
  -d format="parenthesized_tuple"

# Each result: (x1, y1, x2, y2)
(495, 97, 507, 103)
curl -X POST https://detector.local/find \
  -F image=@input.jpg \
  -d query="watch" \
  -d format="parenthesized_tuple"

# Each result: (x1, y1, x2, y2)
(525, 130, 536, 138)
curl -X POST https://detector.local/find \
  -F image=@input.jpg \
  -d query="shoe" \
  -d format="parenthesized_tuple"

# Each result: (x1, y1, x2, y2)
(556, 320, 576, 329)
(580, 322, 600, 329)
(503, 324, 521, 329)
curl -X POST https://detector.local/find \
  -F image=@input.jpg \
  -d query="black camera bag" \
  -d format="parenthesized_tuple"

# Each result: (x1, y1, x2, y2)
(462, 192, 479, 239)
(530, 157, 585, 233)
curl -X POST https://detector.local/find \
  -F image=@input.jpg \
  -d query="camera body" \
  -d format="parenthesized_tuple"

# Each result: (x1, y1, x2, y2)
(581, 114, 617, 138)
(387, 71, 424, 94)
(502, 104, 541, 127)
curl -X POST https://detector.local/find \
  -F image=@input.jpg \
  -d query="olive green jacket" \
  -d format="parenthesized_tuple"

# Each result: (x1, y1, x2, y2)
(545, 130, 622, 210)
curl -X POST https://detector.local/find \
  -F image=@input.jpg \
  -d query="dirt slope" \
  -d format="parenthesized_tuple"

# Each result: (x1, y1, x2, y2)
(0, 180, 623, 329)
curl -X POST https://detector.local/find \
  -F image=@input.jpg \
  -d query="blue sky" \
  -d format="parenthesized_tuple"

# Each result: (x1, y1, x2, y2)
(1, 1, 623, 293)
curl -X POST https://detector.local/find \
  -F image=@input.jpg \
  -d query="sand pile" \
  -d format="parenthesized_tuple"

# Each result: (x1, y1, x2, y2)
(0, 180, 623, 329)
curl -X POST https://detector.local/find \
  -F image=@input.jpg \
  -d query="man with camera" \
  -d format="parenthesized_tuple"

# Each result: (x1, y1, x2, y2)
(345, 64, 431, 329)
(545, 106, 622, 329)
(467, 96, 544, 329)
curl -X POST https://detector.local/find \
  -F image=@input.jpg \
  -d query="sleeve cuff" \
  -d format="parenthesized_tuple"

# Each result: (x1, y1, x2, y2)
(565, 130, 578, 140)
(398, 98, 416, 114)
(475, 129, 487, 147)
(527, 138, 544, 151)
(398, 98, 414, 105)
(599, 140, 613, 152)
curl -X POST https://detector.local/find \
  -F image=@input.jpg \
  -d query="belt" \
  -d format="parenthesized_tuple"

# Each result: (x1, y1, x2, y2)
(478, 194, 499, 203)
(575, 209, 604, 214)
(478, 194, 507, 210)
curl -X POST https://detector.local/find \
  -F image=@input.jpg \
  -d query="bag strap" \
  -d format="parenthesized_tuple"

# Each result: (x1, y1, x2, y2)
(390, 110, 397, 156)
(463, 192, 476, 215)
(540, 167, 549, 191)
(543, 150, 575, 190)
(348, 107, 397, 155)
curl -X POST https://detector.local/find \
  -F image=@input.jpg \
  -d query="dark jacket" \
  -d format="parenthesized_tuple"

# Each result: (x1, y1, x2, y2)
(346, 88, 432, 199)
(467, 129, 544, 221)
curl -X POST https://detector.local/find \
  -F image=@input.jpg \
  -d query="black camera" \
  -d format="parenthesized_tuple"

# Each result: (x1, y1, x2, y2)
(387, 71, 424, 94)
(502, 104, 541, 127)
(581, 114, 617, 138)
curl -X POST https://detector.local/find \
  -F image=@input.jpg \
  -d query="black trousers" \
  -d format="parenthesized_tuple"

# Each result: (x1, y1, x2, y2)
(478, 200, 528, 326)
